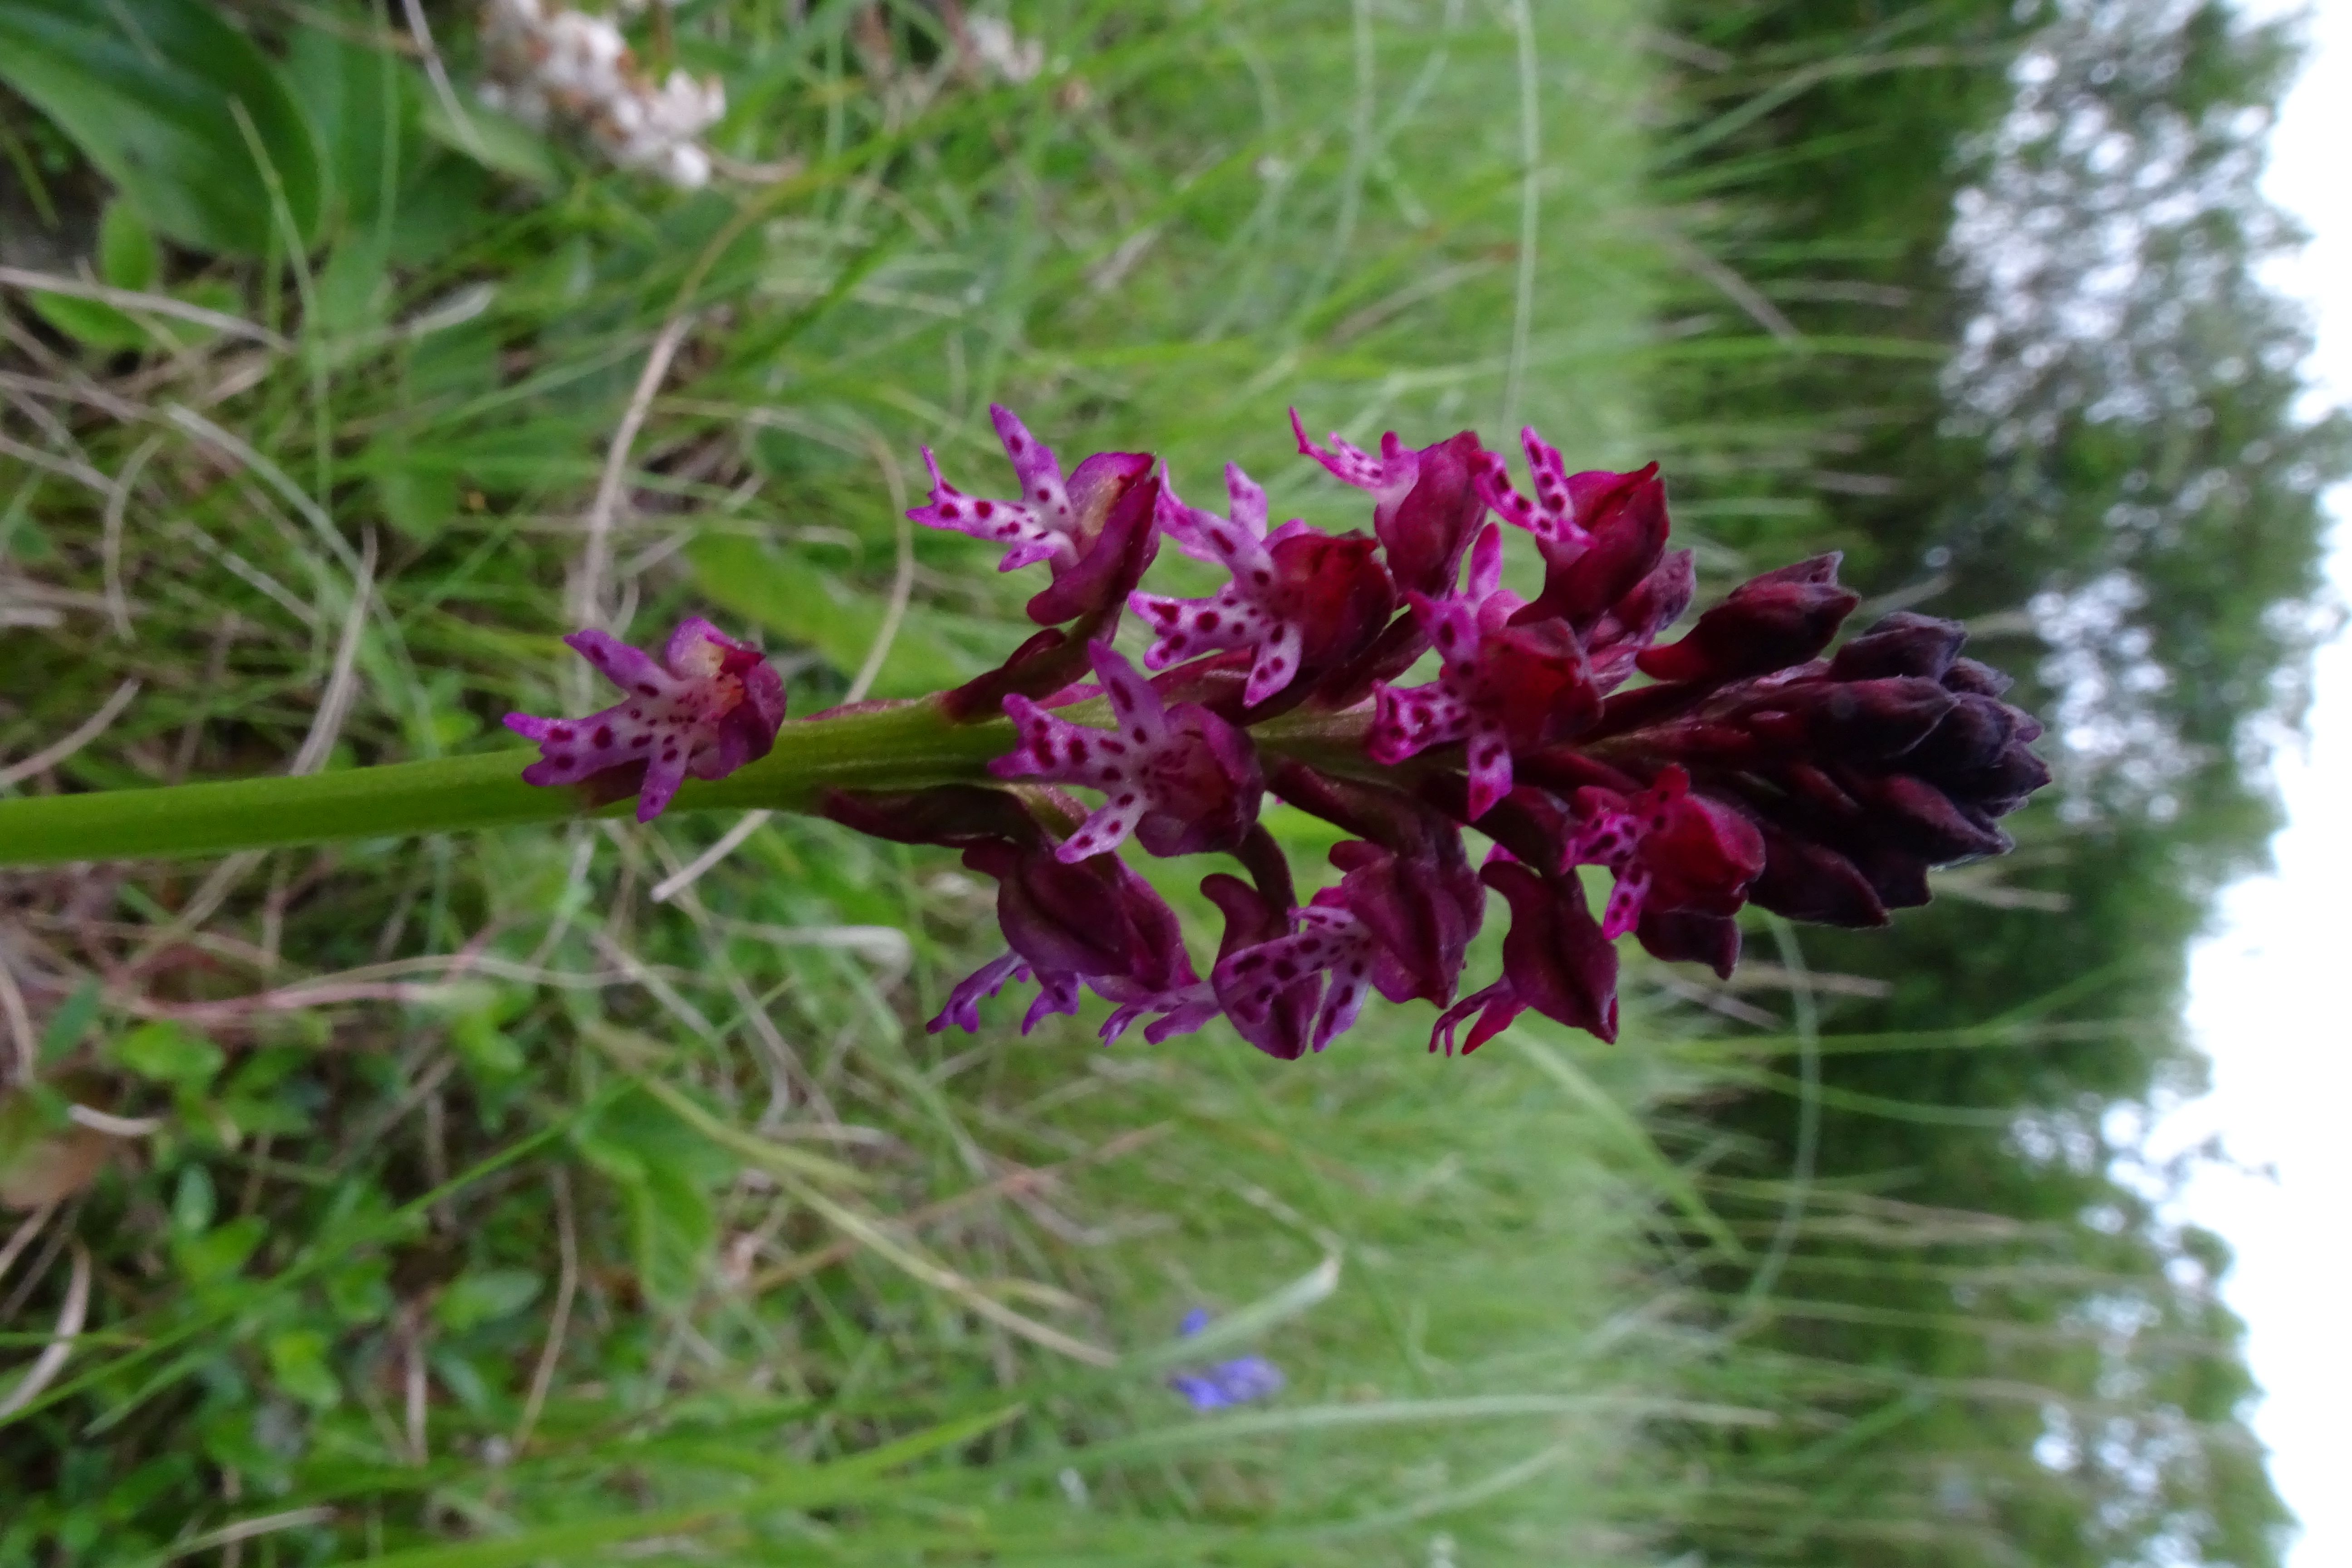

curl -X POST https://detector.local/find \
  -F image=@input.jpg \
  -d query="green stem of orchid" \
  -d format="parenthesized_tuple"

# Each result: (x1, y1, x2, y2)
(0, 701, 1387, 869)
(0, 701, 1012, 867)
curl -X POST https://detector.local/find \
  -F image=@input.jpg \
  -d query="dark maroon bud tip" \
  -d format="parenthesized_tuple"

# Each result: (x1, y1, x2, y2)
(1767, 676, 1959, 760)
(1748, 826, 1889, 928)
(1828, 612, 1968, 683)
(1634, 908, 1743, 980)
(1635, 561, 1861, 685)
(1906, 694, 2024, 779)
(1849, 773, 2014, 862)
(1940, 657, 2014, 697)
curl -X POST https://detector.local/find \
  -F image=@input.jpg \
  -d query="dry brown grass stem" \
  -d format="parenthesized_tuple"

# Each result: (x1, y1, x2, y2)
(0, 267, 288, 350)
(0, 1240, 90, 1418)
(512, 1167, 579, 1453)
(0, 679, 144, 793)
(750, 1123, 1171, 1294)
(572, 315, 696, 635)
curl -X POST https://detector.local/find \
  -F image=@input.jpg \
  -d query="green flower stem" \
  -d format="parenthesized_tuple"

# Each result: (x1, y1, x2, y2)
(0, 701, 1013, 868)
(0, 699, 1388, 870)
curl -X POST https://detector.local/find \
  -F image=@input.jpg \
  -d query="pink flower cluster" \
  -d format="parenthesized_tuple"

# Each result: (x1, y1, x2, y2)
(509, 406, 2048, 1059)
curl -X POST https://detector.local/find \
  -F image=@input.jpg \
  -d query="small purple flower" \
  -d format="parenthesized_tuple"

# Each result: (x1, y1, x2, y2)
(1431, 858, 1621, 1055)
(1213, 897, 1383, 1058)
(991, 642, 1264, 861)
(1559, 764, 1765, 940)
(1129, 465, 1394, 707)
(1291, 414, 1486, 597)
(505, 617, 787, 823)
(1212, 775, 1484, 1058)
(1167, 1308, 1285, 1411)
(909, 405, 1159, 626)
(911, 404, 1092, 573)
(1367, 524, 1599, 820)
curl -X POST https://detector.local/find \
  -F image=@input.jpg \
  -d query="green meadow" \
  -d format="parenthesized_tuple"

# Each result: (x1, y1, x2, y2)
(0, 1, 2323, 1564)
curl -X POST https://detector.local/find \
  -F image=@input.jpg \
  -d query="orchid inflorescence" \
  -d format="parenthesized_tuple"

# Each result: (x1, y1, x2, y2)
(509, 407, 2049, 1058)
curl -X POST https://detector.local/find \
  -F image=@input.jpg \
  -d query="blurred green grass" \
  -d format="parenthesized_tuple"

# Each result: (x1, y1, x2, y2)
(0, 2, 1803, 1562)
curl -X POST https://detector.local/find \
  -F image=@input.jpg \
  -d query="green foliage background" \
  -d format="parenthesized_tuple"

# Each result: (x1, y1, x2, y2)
(0, 1, 2335, 1565)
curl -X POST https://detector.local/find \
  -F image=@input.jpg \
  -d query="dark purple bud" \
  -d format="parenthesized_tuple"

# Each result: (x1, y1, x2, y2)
(1838, 771, 2013, 862)
(1906, 692, 2025, 779)
(1583, 548, 1697, 692)
(1634, 908, 1742, 980)
(1740, 676, 1958, 760)
(1746, 823, 1889, 928)
(1636, 554, 1860, 685)
(1849, 841, 1934, 911)
(1940, 657, 2014, 697)
(1828, 612, 1967, 683)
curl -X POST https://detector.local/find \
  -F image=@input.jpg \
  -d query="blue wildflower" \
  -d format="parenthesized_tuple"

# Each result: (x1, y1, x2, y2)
(1166, 1308, 1285, 1411)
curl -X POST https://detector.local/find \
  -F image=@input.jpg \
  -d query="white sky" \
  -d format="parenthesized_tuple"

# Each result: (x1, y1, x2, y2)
(2159, 3, 2352, 1565)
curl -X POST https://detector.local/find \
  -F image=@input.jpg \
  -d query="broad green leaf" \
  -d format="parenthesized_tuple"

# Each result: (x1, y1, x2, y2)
(98, 200, 158, 290)
(111, 1021, 225, 1087)
(448, 1007, 525, 1082)
(370, 460, 461, 543)
(283, 18, 419, 231)
(577, 1086, 734, 1304)
(311, 233, 389, 340)
(0, 0, 323, 255)
(434, 1268, 542, 1333)
(417, 93, 558, 187)
(25, 290, 148, 350)
(323, 1253, 394, 1326)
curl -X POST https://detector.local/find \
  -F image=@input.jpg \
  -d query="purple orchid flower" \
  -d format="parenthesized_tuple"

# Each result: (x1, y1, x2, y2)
(505, 618, 787, 823)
